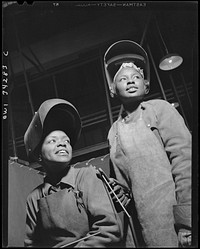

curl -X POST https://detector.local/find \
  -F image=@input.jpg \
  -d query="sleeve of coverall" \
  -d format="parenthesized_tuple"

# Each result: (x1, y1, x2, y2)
(75, 165, 122, 248)
(24, 190, 40, 247)
(155, 100, 192, 228)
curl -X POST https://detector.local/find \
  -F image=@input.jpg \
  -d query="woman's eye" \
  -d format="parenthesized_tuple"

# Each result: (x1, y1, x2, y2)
(48, 139, 56, 143)
(64, 139, 70, 144)
(119, 77, 126, 82)
(133, 75, 141, 79)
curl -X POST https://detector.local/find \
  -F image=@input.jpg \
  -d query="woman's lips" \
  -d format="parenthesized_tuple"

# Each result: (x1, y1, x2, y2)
(127, 86, 138, 92)
(56, 150, 68, 155)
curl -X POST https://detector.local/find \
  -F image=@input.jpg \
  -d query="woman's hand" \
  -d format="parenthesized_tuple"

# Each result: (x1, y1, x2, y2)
(108, 178, 132, 211)
(95, 168, 132, 212)
(178, 229, 192, 247)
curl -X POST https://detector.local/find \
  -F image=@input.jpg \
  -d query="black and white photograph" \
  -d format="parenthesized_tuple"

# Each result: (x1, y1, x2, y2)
(2, 1, 198, 247)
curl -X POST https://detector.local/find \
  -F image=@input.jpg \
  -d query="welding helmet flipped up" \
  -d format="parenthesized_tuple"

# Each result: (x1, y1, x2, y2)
(24, 98, 82, 162)
(103, 40, 150, 96)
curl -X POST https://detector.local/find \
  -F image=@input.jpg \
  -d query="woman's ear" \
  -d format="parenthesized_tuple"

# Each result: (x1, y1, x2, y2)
(38, 154, 43, 162)
(144, 80, 150, 94)
(109, 83, 116, 98)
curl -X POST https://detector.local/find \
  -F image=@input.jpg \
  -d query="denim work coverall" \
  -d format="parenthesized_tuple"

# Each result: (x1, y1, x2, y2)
(24, 165, 122, 247)
(108, 99, 191, 247)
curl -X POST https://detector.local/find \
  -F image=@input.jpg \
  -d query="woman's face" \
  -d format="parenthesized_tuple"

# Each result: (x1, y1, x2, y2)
(41, 130, 72, 173)
(113, 66, 149, 103)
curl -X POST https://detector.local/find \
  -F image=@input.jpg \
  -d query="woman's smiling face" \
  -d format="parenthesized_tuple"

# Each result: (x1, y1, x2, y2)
(41, 130, 72, 173)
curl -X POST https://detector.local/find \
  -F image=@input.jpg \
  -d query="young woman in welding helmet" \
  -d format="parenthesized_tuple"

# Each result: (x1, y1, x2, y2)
(103, 40, 192, 248)
(24, 98, 123, 248)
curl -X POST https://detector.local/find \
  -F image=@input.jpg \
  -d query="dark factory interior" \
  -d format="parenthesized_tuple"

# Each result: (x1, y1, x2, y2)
(3, 1, 197, 168)
(2, 1, 198, 247)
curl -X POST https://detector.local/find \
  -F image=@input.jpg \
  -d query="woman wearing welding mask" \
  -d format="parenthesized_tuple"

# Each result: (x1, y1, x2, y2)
(103, 40, 192, 247)
(23, 98, 123, 248)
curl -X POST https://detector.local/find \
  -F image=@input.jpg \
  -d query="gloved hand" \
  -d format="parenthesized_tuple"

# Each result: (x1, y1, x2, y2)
(178, 228, 192, 247)
(95, 168, 132, 212)
(108, 178, 132, 212)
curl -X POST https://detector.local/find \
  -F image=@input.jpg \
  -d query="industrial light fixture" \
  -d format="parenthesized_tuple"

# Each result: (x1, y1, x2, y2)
(159, 53, 183, 71)
(155, 17, 183, 71)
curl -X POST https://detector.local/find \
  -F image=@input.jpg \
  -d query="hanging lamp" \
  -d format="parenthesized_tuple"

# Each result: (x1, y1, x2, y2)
(159, 53, 183, 71)
(155, 17, 183, 71)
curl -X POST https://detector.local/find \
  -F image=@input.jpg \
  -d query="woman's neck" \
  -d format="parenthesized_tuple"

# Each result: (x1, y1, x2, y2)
(45, 166, 70, 185)
(123, 100, 141, 115)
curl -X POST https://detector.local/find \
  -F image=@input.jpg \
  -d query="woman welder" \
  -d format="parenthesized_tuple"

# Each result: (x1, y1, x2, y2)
(23, 98, 123, 248)
(103, 40, 192, 247)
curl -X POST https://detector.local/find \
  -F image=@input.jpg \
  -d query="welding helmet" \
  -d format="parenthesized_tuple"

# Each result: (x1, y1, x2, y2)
(24, 98, 82, 162)
(104, 40, 150, 96)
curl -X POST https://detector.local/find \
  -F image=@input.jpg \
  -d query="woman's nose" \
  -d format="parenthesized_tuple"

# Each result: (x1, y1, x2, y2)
(57, 141, 67, 147)
(127, 80, 135, 84)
